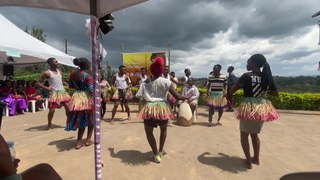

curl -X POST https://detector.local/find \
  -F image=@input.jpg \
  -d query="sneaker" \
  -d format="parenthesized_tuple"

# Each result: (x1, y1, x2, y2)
(153, 154, 161, 163)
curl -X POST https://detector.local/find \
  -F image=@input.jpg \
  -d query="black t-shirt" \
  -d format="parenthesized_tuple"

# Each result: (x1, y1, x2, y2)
(238, 72, 264, 97)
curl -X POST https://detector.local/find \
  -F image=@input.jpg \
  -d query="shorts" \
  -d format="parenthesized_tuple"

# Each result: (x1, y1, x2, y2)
(144, 119, 168, 128)
(118, 89, 128, 103)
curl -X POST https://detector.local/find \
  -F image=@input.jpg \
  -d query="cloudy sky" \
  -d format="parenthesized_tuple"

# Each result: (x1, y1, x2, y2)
(1, 0, 320, 78)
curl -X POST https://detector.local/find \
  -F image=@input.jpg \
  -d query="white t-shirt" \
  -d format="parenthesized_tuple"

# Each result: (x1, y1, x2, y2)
(136, 77, 172, 102)
(182, 85, 199, 101)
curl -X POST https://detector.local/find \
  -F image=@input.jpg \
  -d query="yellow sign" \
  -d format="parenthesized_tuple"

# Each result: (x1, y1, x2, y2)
(122, 52, 166, 86)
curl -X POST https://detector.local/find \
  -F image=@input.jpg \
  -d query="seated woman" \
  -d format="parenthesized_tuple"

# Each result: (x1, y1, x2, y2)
(0, 80, 17, 116)
(25, 80, 44, 111)
(12, 81, 27, 114)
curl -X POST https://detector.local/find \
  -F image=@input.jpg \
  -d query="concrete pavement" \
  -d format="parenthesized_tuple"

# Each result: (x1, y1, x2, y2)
(1, 103, 320, 180)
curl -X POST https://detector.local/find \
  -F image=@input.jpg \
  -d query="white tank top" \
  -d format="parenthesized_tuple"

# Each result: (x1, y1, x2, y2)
(48, 70, 64, 91)
(116, 73, 128, 90)
(139, 75, 147, 85)
(162, 74, 171, 81)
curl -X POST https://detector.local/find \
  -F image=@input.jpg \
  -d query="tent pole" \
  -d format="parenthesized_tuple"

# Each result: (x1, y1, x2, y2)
(90, 16, 102, 180)
(90, 1, 102, 179)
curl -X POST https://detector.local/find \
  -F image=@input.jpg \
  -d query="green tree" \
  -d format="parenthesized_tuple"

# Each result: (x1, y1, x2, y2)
(24, 26, 47, 42)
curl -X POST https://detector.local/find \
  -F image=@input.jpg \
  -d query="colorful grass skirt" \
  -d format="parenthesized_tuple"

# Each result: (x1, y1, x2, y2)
(65, 91, 93, 131)
(138, 101, 175, 120)
(206, 91, 228, 110)
(48, 90, 71, 108)
(236, 97, 279, 122)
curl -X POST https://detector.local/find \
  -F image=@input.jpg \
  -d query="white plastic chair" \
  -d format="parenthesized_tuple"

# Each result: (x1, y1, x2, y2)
(28, 100, 45, 113)
(5, 105, 9, 117)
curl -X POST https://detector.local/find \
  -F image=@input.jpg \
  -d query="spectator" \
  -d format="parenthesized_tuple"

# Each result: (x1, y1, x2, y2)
(226, 66, 237, 112)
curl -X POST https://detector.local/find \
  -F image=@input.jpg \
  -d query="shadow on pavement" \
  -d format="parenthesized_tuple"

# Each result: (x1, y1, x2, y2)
(24, 124, 64, 131)
(197, 112, 208, 117)
(193, 122, 210, 127)
(101, 118, 122, 123)
(119, 121, 143, 125)
(48, 137, 77, 152)
(197, 152, 247, 174)
(108, 147, 151, 166)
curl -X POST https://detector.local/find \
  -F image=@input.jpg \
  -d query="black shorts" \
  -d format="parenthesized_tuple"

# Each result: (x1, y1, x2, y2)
(144, 119, 168, 128)
(118, 89, 128, 103)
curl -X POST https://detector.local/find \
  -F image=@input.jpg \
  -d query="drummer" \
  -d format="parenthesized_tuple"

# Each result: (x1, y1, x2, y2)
(181, 78, 199, 116)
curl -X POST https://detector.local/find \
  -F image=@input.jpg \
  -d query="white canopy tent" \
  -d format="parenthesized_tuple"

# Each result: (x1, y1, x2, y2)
(0, 13, 75, 67)
(0, 1, 147, 179)
(0, 0, 147, 18)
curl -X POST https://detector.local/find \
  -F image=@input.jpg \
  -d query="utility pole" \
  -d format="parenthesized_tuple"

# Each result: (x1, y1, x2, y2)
(122, 42, 125, 52)
(65, 39, 68, 54)
(168, 42, 171, 70)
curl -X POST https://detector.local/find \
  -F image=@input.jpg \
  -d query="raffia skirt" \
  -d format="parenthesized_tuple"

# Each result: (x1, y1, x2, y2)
(48, 90, 71, 108)
(65, 91, 93, 131)
(237, 97, 279, 134)
(138, 101, 175, 120)
(206, 91, 228, 110)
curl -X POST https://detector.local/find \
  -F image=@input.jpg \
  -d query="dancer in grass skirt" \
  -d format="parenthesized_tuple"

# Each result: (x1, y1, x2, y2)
(110, 65, 132, 124)
(229, 54, 279, 169)
(65, 58, 93, 150)
(37, 58, 71, 130)
(136, 57, 193, 163)
(206, 64, 228, 126)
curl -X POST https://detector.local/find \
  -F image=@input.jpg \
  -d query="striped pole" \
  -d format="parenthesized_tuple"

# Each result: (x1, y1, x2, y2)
(90, 16, 102, 180)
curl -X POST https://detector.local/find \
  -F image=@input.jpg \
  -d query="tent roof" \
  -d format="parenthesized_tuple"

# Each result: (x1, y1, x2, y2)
(0, 0, 148, 18)
(0, 13, 75, 67)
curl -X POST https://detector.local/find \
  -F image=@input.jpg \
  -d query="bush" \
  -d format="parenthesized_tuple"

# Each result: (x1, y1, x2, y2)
(131, 87, 320, 111)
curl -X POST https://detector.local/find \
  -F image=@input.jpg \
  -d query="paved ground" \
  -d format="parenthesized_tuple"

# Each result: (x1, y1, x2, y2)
(1, 103, 320, 180)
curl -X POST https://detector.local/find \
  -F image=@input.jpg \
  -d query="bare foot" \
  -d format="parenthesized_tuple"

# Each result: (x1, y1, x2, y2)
(46, 124, 52, 130)
(110, 120, 114, 125)
(85, 140, 94, 147)
(75, 142, 84, 150)
(251, 157, 260, 165)
(128, 116, 131, 121)
(244, 159, 252, 169)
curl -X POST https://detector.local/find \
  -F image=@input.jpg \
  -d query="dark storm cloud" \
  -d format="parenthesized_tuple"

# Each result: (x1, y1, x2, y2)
(0, 0, 319, 76)
(275, 49, 318, 60)
(108, 0, 235, 51)
(237, 0, 319, 38)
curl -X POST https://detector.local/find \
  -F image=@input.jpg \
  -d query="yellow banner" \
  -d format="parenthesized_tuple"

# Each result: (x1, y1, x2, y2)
(122, 52, 166, 86)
